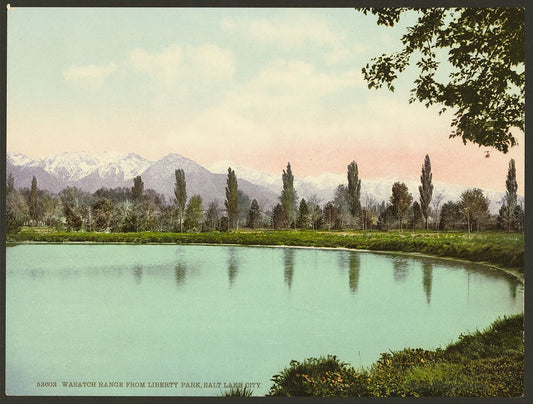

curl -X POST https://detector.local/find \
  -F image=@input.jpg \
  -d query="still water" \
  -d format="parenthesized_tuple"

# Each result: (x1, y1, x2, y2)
(6, 244, 523, 396)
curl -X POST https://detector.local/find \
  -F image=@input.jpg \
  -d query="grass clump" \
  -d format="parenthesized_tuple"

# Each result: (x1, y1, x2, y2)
(268, 314, 524, 397)
(221, 386, 254, 397)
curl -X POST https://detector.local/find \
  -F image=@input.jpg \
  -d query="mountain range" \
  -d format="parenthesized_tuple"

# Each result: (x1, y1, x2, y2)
(7, 151, 516, 213)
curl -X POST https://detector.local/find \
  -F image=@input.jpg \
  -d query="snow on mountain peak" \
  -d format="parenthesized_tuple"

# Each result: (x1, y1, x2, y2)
(7, 152, 34, 166)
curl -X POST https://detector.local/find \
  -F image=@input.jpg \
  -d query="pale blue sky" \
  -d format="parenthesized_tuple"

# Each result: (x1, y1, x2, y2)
(7, 7, 524, 192)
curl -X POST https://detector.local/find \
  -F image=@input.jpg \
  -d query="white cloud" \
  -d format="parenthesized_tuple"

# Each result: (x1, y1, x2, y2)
(129, 45, 183, 86)
(128, 43, 234, 87)
(220, 15, 365, 65)
(63, 62, 118, 89)
(188, 44, 234, 80)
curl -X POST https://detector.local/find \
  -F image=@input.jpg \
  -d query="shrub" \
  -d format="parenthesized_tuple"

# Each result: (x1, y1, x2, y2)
(268, 355, 372, 397)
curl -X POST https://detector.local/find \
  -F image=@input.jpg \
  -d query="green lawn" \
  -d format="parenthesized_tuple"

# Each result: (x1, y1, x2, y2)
(8, 228, 524, 272)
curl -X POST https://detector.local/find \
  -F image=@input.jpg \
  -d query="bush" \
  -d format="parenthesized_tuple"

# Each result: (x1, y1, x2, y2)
(269, 314, 524, 397)
(268, 355, 372, 397)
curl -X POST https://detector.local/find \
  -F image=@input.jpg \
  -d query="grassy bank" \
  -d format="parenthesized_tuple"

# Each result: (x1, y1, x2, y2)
(268, 313, 524, 397)
(8, 228, 524, 271)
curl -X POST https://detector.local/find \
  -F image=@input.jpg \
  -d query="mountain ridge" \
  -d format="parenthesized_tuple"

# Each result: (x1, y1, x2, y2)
(7, 151, 518, 213)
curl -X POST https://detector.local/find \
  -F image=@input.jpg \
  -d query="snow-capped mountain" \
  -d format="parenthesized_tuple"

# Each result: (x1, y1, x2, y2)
(7, 151, 518, 213)
(6, 151, 279, 209)
(28, 151, 153, 182)
(205, 160, 281, 190)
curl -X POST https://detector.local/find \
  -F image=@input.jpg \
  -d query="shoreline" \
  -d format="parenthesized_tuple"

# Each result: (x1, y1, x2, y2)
(7, 239, 524, 284)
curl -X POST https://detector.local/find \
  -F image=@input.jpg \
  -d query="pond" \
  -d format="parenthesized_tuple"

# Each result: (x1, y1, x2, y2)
(6, 244, 523, 396)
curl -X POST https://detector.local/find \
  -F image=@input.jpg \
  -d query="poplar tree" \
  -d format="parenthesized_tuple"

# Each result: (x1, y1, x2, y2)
(347, 161, 362, 227)
(280, 162, 297, 228)
(225, 167, 238, 231)
(174, 169, 187, 232)
(132, 176, 144, 201)
(29, 176, 40, 225)
(418, 154, 433, 230)
(503, 159, 518, 232)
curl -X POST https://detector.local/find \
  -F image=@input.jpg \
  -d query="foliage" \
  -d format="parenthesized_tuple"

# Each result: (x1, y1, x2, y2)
(92, 198, 114, 231)
(271, 203, 288, 229)
(237, 190, 251, 228)
(6, 175, 30, 233)
(280, 162, 297, 228)
(268, 355, 372, 397)
(360, 8, 524, 153)
(174, 169, 187, 232)
(347, 161, 362, 221)
(296, 198, 311, 229)
(498, 159, 519, 233)
(222, 386, 254, 397)
(323, 202, 337, 230)
(224, 167, 239, 231)
(439, 201, 462, 230)
(204, 201, 220, 232)
(246, 199, 261, 229)
(418, 155, 433, 229)
(409, 201, 423, 230)
(28, 176, 41, 223)
(184, 195, 203, 231)
(132, 175, 144, 201)
(269, 314, 523, 397)
(459, 188, 489, 234)
(390, 182, 413, 231)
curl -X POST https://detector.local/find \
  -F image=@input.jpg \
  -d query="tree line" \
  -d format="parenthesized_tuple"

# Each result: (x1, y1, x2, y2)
(6, 156, 523, 235)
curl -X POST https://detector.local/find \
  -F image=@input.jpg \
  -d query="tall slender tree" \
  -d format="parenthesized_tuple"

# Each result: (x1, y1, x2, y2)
(418, 155, 434, 230)
(503, 159, 518, 232)
(29, 176, 40, 225)
(174, 169, 187, 232)
(225, 167, 238, 231)
(280, 162, 297, 228)
(132, 176, 144, 201)
(347, 161, 362, 227)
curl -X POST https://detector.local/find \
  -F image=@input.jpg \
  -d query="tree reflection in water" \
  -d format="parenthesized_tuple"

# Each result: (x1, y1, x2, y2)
(283, 248, 295, 289)
(421, 261, 433, 304)
(132, 265, 143, 284)
(175, 263, 187, 288)
(348, 252, 360, 294)
(392, 257, 409, 282)
(228, 247, 239, 287)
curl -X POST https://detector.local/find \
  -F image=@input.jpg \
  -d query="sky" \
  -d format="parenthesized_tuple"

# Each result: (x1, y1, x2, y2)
(6, 7, 525, 193)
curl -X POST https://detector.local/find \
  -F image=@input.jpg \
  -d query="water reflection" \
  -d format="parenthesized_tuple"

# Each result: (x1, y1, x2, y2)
(509, 282, 519, 300)
(133, 265, 143, 284)
(392, 258, 409, 282)
(283, 249, 295, 289)
(175, 263, 187, 288)
(228, 247, 239, 287)
(348, 252, 360, 294)
(421, 262, 433, 304)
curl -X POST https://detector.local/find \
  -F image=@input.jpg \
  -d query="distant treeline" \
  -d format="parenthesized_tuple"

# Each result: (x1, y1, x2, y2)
(6, 155, 523, 235)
